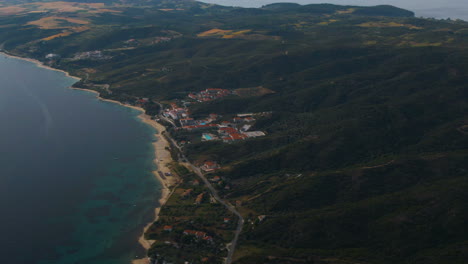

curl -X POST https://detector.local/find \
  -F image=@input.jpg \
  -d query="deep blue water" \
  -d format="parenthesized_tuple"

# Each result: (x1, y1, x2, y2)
(0, 54, 160, 264)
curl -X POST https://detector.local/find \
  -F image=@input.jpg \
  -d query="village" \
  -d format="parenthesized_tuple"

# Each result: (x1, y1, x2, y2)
(145, 158, 268, 264)
(53, 85, 271, 263)
(133, 89, 271, 264)
(118, 89, 270, 194)
(161, 89, 268, 144)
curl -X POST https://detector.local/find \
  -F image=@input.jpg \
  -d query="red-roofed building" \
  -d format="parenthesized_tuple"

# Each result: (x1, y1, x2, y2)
(218, 127, 237, 135)
(183, 230, 195, 235)
(222, 137, 233, 142)
(233, 117, 243, 123)
(163, 225, 173, 232)
(211, 176, 221, 182)
(195, 192, 205, 204)
(230, 133, 246, 140)
(183, 230, 207, 239)
(201, 161, 220, 172)
(203, 236, 213, 242)
(182, 124, 217, 131)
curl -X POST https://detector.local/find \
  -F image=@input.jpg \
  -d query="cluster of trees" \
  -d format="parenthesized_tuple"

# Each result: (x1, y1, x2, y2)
(1, 1, 467, 263)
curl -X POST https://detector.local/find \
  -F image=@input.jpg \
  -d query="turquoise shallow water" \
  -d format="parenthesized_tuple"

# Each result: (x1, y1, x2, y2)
(0, 54, 160, 264)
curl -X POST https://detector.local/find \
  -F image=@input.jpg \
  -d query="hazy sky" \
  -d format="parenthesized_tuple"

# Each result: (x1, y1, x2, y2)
(199, 0, 468, 20)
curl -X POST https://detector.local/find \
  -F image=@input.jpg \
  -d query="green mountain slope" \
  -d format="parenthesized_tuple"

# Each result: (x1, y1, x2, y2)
(0, 1, 467, 263)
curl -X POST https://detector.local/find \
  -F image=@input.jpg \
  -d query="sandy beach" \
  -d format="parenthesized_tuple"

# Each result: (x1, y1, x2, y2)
(72, 88, 178, 264)
(74, 89, 178, 264)
(131, 114, 178, 264)
(0, 51, 176, 264)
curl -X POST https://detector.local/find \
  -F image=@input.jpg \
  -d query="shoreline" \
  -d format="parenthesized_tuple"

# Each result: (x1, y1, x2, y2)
(0, 51, 81, 81)
(1, 51, 175, 264)
(73, 90, 178, 264)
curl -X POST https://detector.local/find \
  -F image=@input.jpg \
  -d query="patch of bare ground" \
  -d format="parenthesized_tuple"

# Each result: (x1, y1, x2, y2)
(27, 16, 89, 29)
(0, 6, 27, 15)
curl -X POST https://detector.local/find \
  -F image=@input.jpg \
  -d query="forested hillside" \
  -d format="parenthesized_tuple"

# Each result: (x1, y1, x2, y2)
(0, 1, 466, 263)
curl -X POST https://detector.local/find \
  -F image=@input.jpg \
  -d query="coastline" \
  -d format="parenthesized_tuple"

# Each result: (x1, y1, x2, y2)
(73, 90, 178, 264)
(0, 52, 81, 81)
(0, 52, 175, 264)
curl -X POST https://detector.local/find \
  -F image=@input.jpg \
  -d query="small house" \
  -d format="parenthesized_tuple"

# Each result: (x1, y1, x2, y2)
(201, 161, 220, 172)
(211, 176, 221, 182)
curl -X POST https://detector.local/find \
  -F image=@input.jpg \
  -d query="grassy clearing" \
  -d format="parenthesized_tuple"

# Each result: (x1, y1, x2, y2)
(317, 19, 339, 25)
(0, 6, 27, 15)
(222, 29, 252, 39)
(197, 28, 252, 39)
(0, 2, 120, 17)
(364, 40, 378, 45)
(41, 26, 89, 41)
(336, 8, 356, 14)
(197, 28, 233, 37)
(358, 21, 422, 30)
(29, 2, 105, 13)
(170, 162, 192, 177)
(27, 16, 89, 29)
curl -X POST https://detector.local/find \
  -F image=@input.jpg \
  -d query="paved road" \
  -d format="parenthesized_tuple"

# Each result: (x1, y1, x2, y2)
(154, 102, 177, 128)
(155, 101, 244, 264)
(162, 125, 244, 264)
(185, 164, 244, 264)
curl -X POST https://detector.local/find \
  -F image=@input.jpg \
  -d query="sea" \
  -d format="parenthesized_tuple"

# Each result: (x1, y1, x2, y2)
(1, 1, 464, 263)
(200, 0, 468, 21)
(0, 54, 160, 264)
